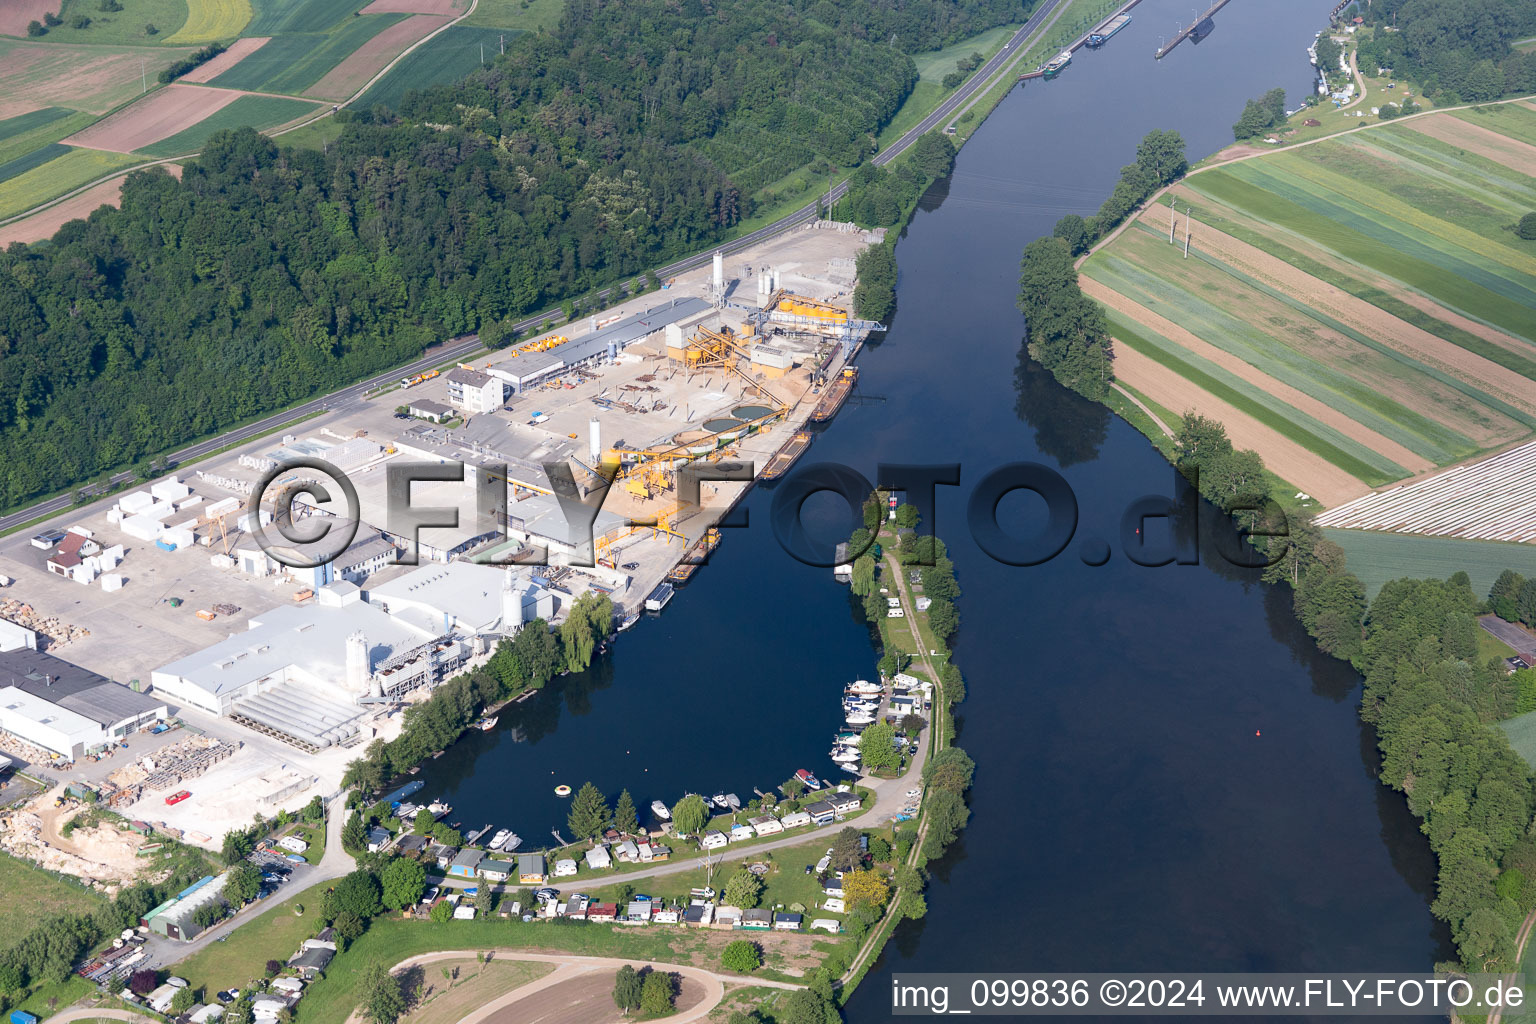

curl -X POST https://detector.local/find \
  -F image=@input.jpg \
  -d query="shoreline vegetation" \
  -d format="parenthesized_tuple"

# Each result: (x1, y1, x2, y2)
(1013, 1, 1536, 978)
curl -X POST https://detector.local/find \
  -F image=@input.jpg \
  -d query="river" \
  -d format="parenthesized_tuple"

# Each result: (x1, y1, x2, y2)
(412, 0, 1454, 1009)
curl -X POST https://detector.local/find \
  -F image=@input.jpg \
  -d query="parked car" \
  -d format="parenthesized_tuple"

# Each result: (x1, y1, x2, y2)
(621, 562, 639, 571)
(421, 886, 439, 905)
(534, 887, 560, 903)
(905, 789, 921, 799)
(164, 790, 191, 805)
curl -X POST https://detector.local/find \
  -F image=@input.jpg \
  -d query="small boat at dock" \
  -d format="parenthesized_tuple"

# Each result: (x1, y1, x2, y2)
(711, 793, 729, 809)
(724, 793, 740, 811)
(476, 716, 498, 731)
(489, 829, 511, 850)
(651, 799, 672, 820)
(795, 769, 823, 790)
(845, 710, 875, 725)
(847, 680, 882, 695)
(501, 833, 522, 852)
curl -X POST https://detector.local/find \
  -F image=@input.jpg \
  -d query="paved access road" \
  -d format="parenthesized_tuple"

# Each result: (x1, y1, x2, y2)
(0, 0, 1070, 538)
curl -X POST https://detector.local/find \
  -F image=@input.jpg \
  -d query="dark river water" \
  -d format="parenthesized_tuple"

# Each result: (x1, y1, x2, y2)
(413, 0, 1454, 1012)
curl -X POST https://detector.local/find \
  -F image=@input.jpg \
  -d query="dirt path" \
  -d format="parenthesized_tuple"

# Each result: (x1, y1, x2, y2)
(1109, 344, 1371, 507)
(1112, 382, 1174, 438)
(1080, 274, 1436, 472)
(1485, 906, 1536, 1024)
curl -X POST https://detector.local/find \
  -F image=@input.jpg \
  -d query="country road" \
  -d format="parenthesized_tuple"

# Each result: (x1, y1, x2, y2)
(0, 0, 1072, 537)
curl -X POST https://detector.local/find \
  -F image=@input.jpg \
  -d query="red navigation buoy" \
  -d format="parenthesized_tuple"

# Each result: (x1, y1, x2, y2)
(1255, 730, 1261, 737)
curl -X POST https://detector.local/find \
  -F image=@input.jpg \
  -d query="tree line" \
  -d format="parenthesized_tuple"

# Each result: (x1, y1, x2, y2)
(341, 594, 613, 792)
(1351, 0, 1536, 102)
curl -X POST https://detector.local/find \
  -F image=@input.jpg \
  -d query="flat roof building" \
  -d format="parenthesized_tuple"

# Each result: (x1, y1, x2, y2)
(407, 399, 453, 423)
(487, 298, 710, 394)
(0, 650, 166, 759)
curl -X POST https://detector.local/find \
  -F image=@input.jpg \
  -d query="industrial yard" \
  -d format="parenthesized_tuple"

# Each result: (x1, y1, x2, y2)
(0, 220, 882, 865)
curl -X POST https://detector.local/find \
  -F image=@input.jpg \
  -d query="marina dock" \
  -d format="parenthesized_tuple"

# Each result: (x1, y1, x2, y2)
(1155, 0, 1233, 59)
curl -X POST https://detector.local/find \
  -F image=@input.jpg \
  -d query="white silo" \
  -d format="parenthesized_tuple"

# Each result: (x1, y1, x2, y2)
(501, 571, 524, 632)
(346, 631, 369, 694)
(589, 417, 601, 464)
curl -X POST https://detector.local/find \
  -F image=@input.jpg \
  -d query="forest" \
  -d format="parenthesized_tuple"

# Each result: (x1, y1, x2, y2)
(0, 0, 1037, 511)
(1351, 0, 1536, 101)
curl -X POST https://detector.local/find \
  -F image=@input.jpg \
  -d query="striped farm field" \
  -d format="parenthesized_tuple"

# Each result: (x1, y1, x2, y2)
(1449, 102, 1536, 148)
(137, 93, 320, 154)
(166, 0, 254, 42)
(244, 0, 370, 35)
(0, 39, 197, 114)
(0, 106, 96, 166)
(357, 25, 521, 108)
(208, 12, 405, 95)
(0, 146, 141, 219)
(1085, 109, 1536, 513)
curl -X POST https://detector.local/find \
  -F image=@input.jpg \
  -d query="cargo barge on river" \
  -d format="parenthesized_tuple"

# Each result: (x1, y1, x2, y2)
(762, 431, 812, 480)
(810, 367, 858, 422)
(1086, 13, 1131, 47)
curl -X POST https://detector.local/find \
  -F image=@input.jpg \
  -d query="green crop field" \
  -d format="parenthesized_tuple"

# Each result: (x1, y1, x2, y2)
(1499, 711, 1536, 771)
(166, 0, 251, 42)
(0, 146, 141, 219)
(1085, 111, 1536, 505)
(244, 0, 366, 35)
(49, 0, 191, 44)
(461, 0, 558, 31)
(0, 142, 70, 184)
(356, 25, 520, 109)
(0, 106, 74, 144)
(0, 853, 105, 952)
(209, 12, 403, 94)
(1451, 102, 1536, 148)
(138, 94, 320, 154)
(1323, 529, 1536, 601)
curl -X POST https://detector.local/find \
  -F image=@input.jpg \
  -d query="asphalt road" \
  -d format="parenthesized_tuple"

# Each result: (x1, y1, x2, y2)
(0, 0, 1069, 538)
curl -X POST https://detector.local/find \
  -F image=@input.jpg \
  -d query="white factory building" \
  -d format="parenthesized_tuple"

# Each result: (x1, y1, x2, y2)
(0, 650, 167, 760)
(445, 367, 505, 413)
(150, 565, 553, 752)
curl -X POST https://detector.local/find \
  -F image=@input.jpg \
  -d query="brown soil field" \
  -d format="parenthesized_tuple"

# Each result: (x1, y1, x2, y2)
(179, 36, 271, 82)
(64, 83, 243, 152)
(0, 41, 194, 114)
(1407, 113, 1536, 175)
(1110, 343, 1371, 507)
(1108, 219, 1527, 447)
(1149, 197, 1536, 427)
(1204, 144, 1272, 165)
(0, 0, 55, 36)
(0, 99, 45, 119)
(1081, 275, 1435, 473)
(0, 163, 181, 246)
(359, 0, 466, 14)
(304, 13, 449, 99)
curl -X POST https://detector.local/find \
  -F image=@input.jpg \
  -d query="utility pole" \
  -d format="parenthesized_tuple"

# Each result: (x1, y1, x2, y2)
(1169, 202, 1176, 243)
(1184, 206, 1192, 258)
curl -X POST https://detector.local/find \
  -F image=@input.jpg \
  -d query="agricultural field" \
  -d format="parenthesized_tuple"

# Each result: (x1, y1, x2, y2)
(65, 82, 243, 152)
(167, 0, 253, 42)
(178, 34, 270, 80)
(459, 0, 554, 31)
(1498, 711, 1536, 771)
(0, 163, 182, 246)
(208, 11, 404, 95)
(303, 12, 448, 99)
(0, 146, 141, 219)
(912, 23, 1016, 83)
(243, 0, 369, 35)
(0, 38, 195, 114)
(356, 24, 516, 108)
(0, 106, 97, 167)
(1322, 528, 1536, 601)
(48, 0, 191, 44)
(138, 93, 320, 154)
(1083, 108, 1536, 510)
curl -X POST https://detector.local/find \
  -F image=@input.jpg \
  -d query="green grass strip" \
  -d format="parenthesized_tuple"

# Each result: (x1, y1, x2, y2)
(1227, 160, 1536, 313)
(0, 107, 73, 144)
(0, 143, 69, 186)
(1189, 169, 1536, 343)
(1103, 311, 1397, 486)
(1367, 124, 1536, 204)
(1089, 242, 1467, 466)
(1128, 220, 1536, 438)
(211, 14, 405, 95)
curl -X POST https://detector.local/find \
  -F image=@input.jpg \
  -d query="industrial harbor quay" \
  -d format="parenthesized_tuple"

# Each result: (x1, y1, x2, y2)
(0, 219, 884, 856)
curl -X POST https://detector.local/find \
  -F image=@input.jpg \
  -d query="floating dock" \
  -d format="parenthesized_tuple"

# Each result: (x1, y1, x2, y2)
(1156, 0, 1232, 58)
(644, 582, 675, 613)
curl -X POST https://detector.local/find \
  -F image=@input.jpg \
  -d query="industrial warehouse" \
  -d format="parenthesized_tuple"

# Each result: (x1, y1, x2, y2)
(150, 563, 556, 751)
(0, 649, 167, 760)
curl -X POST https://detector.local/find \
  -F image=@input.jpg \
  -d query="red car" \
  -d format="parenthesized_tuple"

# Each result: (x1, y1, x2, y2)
(165, 790, 191, 805)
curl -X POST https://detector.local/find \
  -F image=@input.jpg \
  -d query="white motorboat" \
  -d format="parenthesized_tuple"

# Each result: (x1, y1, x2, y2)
(831, 748, 861, 763)
(651, 800, 671, 820)
(711, 793, 729, 809)
(488, 829, 511, 850)
(501, 833, 522, 852)
(845, 710, 875, 725)
(847, 680, 882, 695)
(844, 699, 878, 712)
(724, 793, 740, 811)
